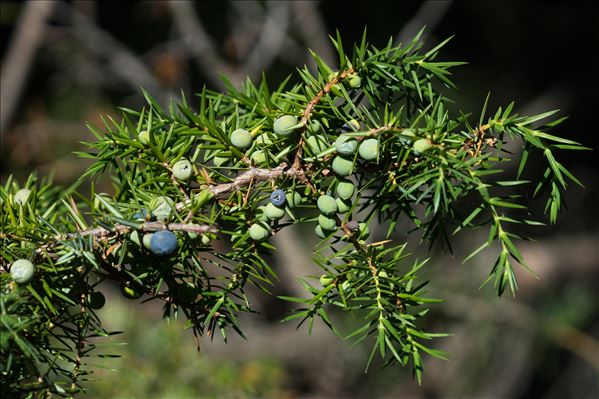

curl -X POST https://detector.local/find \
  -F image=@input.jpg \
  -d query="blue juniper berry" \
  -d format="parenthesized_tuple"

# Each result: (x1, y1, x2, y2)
(269, 189, 286, 207)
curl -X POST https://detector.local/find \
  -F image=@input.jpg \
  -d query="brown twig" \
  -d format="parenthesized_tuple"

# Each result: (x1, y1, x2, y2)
(464, 123, 497, 157)
(292, 68, 355, 172)
(164, 161, 194, 222)
(208, 164, 292, 199)
(35, 222, 217, 256)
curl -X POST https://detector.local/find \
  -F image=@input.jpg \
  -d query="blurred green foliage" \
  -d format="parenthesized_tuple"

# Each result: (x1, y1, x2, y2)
(86, 293, 287, 399)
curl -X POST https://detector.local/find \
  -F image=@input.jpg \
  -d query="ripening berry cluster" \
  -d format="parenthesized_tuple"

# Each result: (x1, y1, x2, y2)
(223, 114, 382, 243)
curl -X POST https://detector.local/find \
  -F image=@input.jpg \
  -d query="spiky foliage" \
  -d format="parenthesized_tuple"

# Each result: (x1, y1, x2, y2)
(1, 30, 587, 395)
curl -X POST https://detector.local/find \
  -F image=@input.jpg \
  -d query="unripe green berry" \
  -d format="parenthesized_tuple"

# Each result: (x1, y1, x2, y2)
(250, 150, 268, 166)
(255, 133, 273, 146)
(348, 74, 362, 88)
(173, 159, 193, 181)
(121, 282, 143, 300)
(318, 214, 337, 231)
(201, 234, 211, 246)
(335, 135, 358, 155)
(143, 233, 154, 250)
(256, 205, 269, 222)
(138, 130, 150, 145)
(285, 191, 302, 208)
(249, 222, 271, 241)
(336, 197, 351, 214)
(317, 195, 337, 215)
(359, 222, 370, 239)
(87, 291, 106, 309)
(319, 274, 334, 286)
(151, 196, 175, 222)
(10, 259, 35, 284)
(14, 189, 32, 205)
(273, 115, 299, 136)
(306, 135, 329, 155)
(309, 119, 322, 133)
(265, 203, 285, 220)
(230, 128, 253, 149)
(413, 138, 433, 154)
(331, 156, 354, 176)
(336, 180, 355, 200)
(314, 225, 327, 239)
(188, 232, 199, 240)
(358, 138, 379, 161)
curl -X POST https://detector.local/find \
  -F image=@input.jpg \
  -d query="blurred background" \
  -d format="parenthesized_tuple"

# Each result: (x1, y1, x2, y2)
(1, 1, 598, 398)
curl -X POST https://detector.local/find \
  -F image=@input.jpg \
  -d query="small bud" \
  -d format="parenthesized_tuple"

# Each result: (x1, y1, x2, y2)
(348, 74, 362, 88)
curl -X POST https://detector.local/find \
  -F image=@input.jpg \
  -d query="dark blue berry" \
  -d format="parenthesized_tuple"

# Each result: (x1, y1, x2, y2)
(150, 231, 178, 256)
(270, 189, 286, 207)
